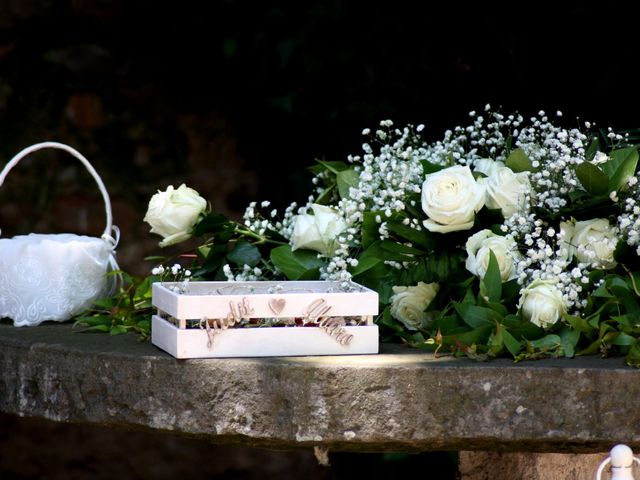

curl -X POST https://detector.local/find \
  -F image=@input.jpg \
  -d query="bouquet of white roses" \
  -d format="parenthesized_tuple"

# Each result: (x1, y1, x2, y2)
(136, 107, 640, 364)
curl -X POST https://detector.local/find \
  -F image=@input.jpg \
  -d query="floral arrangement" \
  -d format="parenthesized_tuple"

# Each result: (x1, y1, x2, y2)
(79, 106, 640, 365)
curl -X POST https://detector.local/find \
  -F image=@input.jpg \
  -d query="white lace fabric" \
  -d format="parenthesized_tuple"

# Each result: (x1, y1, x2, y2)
(0, 233, 114, 326)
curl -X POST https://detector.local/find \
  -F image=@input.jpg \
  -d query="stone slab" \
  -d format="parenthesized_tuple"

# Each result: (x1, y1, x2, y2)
(0, 322, 638, 452)
(458, 451, 611, 480)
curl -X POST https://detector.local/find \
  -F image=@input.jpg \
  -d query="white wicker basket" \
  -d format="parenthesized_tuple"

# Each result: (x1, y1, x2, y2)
(151, 280, 379, 358)
(0, 142, 119, 326)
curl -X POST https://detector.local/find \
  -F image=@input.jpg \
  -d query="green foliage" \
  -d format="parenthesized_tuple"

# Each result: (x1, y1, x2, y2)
(585, 137, 601, 161)
(337, 168, 360, 199)
(310, 159, 359, 203)
(227, 240, 262, 267)
(420, 160, 446, 175)
(505, 148, 533, 172)
(270, 245, 324, 280)
(480, 251, 502, 303)
(74, 272, 154, 339)
(607, 147, 639, 192)
(576, 147, 639, 197)
(576, 162, 609, 197)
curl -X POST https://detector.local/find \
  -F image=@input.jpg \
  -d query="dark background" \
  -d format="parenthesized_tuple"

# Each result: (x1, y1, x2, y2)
(0, 1, 638, 478)
(1, 0, 639, 271)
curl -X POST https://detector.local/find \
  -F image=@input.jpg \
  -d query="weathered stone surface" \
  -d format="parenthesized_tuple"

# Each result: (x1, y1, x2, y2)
(1, 322, 638, 452)
(459, 451, 610, 480)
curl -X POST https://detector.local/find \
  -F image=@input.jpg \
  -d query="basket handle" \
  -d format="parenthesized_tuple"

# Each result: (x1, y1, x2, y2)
(0, 141, 113, 240)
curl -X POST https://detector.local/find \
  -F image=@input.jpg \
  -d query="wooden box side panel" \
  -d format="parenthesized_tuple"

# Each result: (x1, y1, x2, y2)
(152, 283, 179, 317)
(151, 314, 179, 357)
(151, 316, 379, 359)
(152, 282, 379, 320)
(175, 293, 378, 320)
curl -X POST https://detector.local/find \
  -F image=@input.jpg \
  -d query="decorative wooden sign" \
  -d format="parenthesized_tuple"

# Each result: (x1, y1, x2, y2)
(151, 281, 379, 358)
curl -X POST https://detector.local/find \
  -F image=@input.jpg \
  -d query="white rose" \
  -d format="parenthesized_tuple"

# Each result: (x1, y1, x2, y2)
(465, 229, 522, 282)
(421, 165, 485, 233)
(144, 184, 207, 247)
(478, 166, 530, 218)
(474, 158, 505, 177)
(518, 279, 566, 328)
(559, 218, 618, 269)
(390, 281, 440, 330)
(290, 204, 347, 256)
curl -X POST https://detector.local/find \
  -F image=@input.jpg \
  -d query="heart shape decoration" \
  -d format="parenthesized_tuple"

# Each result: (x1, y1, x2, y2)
(268, 298, 286, 315)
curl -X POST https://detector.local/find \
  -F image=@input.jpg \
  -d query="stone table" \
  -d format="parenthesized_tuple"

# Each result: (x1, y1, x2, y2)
(0, 322, 637, 479)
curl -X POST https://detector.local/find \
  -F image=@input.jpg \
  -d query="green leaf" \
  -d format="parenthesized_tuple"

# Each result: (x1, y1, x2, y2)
(502, 327, 522, 356)
(501, 279, 520, 302)
(585, 137, 600, 161)
(74, 315, 112, 327)
(114, 266, 137, 282)
(192, 212, 230, 236)
(592, 281, 614, 297)
(351, 259, 392, 297)
(315, 183, 336, 205)
(443, 325, 493, 346)
(610, 285, 640, 316)
(529, 334, 561, 350)
(136, 319, 151, 331)
(403, 196, 424, 220)
(608, 147, 639, 192)
(625, 343, 640, 367)
(565, 314, 595, 333)
(424, 251, 466, 283)
(336, 168, 360, 199)
(92, 298, 115, 309)
(559, 326, 580, 357)
(193, 240, 229, 276)
(379, 240, 425, 256)
(488, 325, 504, 356)
(359, 241, 419, 263)
(270, 245, 325, 280)
(480, 250, 502, 303)
(601, 147, 638, 176)
(376, 306, 404, 333)
(361, 211, 382, 249)
(227, 240, 261, 267)
(89, 324, 111, 332)
(483, 300, 508, 317)
(611, 314, 634, 328)
(110, 325, 128, 336)
(576, 162, 609, 196)
(504, 135, 513, 156)
(297, 268, 321, 280)
(461, 287, 476, 304)
(578, 338, 603, 356)
(351, 255, 383, 276)
(505, 148, 533, 172)
(431, 314, 466, 334)
(454, 303, 501, 328)
(612, 332, 636, 346)
(315, 160, 349, 174)
(420, 160, 446, 175)
(197, 245, 211, 258)
(386, 220, 432, 248)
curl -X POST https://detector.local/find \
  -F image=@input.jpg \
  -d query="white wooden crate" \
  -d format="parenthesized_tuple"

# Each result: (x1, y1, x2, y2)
(151, 280, 379, 358)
